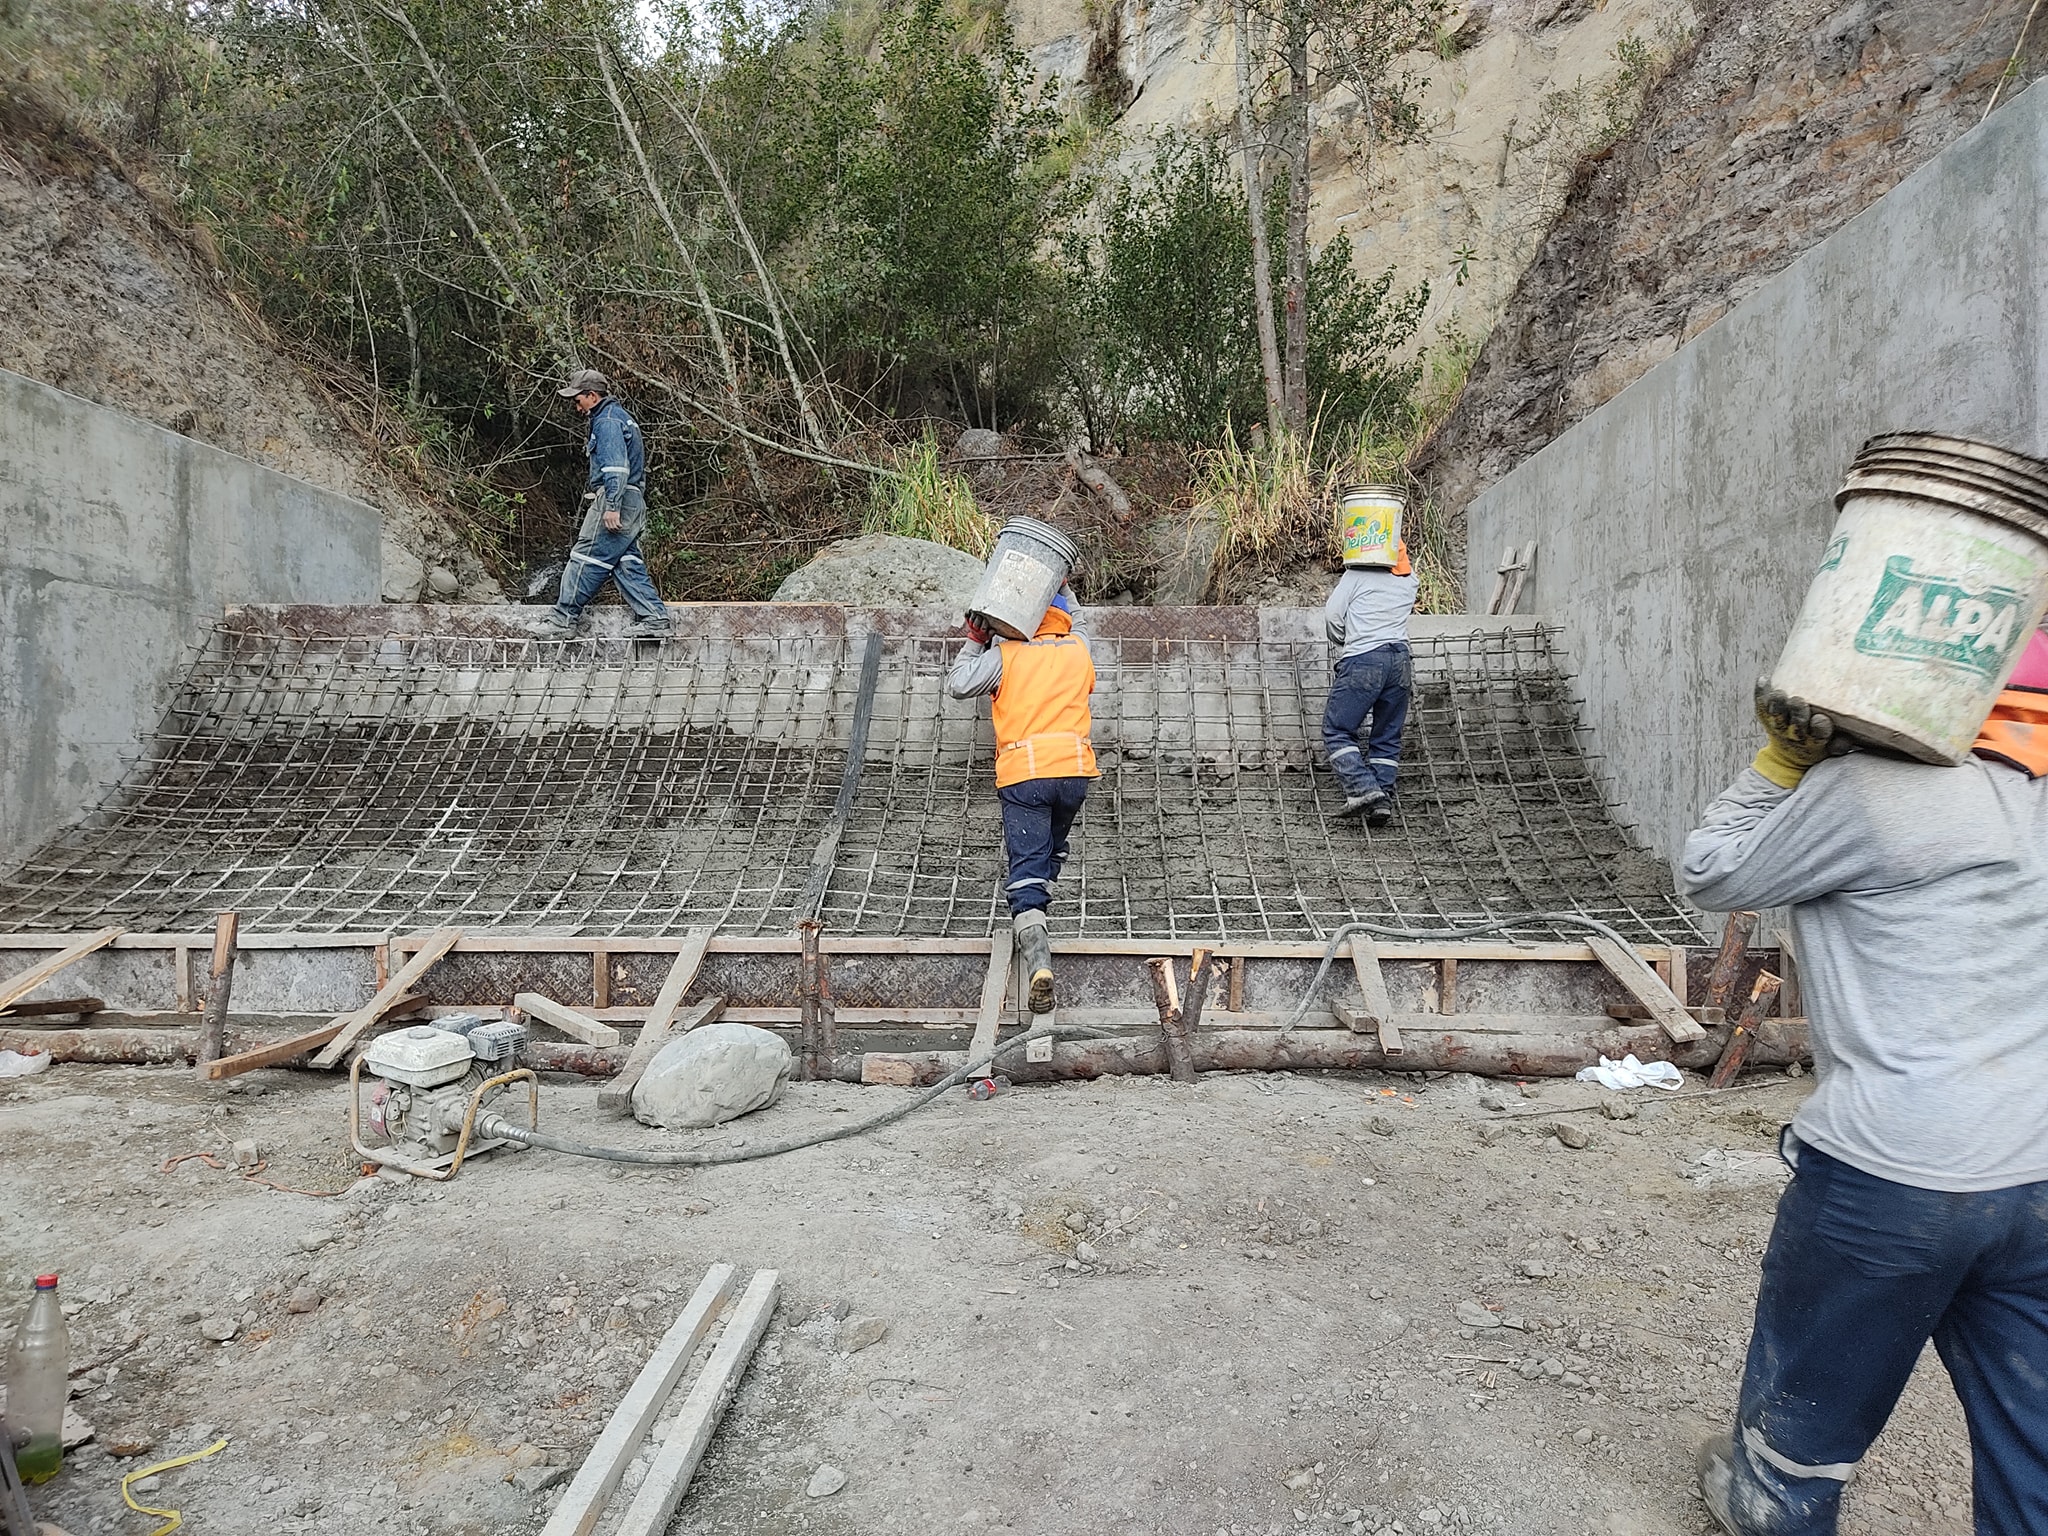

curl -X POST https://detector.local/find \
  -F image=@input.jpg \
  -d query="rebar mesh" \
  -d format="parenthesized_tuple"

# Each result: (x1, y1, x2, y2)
(0, 619, 1701, 942)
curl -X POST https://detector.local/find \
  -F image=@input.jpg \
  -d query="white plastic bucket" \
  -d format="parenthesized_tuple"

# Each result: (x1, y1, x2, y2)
(1770, 433, 2048, 764)
(966, 516, 1080, 640)
(1338, 484, 1405, 568)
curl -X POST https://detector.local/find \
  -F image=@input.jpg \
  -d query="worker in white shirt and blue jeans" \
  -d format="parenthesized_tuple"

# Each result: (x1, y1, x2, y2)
(1321, 542, 1419, 828)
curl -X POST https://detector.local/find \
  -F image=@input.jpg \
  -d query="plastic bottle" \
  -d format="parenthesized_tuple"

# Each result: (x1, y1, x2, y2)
(4, 1274, 67, 1483)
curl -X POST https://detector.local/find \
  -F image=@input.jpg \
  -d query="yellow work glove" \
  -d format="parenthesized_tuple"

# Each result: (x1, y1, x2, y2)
(1752, 679, 1839, 789)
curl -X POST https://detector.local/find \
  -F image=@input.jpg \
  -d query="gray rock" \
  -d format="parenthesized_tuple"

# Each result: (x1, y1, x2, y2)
(231, 1137, 260, 1167)
(1554, 1122, 1591, 1150)
(1454, 1299, 1501, 1329)
(1142, 504, 1221, 605)
(287, 1286, 324, 1314)
(954, 428, 1006, 460)
(771, 533, 985, 608)
(513, 1464, 569, 1494)
(632, 1023, 791, 1130)
(1074, 1241, 1100, 1265)
(198, 1315, 239, 1343)
(1368, 1116, 1397, 1138)
(426, 564, 460, 597)
(1519, 1259, 1556, 1279)
(1599, 1095, 1636, 1120)
(1477, 1091, 1509, 1111)
(381, 536, 425, 602)
(299, 1228, 338, 1252)
(806, 1463, 849, 1498)
(839, 1315, 888, 1353)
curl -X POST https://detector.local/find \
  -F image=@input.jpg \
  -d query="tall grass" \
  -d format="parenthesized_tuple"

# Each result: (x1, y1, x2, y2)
(862, 433, 998, 557)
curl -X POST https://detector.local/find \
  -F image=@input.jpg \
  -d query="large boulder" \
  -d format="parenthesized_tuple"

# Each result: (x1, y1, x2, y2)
(631, 1022, 792, 1130)
(772, 533, 985, 608)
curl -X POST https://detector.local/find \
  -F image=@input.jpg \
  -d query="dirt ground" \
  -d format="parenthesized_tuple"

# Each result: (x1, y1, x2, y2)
(2, 1059, 1977, 1536)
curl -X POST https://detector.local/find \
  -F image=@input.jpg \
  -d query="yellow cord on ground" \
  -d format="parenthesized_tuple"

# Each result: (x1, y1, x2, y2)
(118, 1438, 229, 1536)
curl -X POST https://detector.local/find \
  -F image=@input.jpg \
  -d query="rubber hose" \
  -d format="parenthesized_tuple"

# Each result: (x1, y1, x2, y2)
(1278, 912, 1697, 1033)
(475, 1019, 1064, 1166)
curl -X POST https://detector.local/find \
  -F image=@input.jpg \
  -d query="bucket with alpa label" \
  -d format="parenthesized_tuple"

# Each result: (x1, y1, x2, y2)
(1770, 432, 2048, 764)
(966, 516, 1081, 640)
(1337, 484, 1406, 568)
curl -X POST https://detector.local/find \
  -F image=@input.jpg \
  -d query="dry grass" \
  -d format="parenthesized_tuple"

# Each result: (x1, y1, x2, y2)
(862, 432, 998, 557)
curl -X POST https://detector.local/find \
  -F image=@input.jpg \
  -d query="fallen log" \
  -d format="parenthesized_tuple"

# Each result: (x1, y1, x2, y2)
(0, 1028, 194, 1065)
(841, 1020, 1812, 1086)
(523, 1041, 631, 1077)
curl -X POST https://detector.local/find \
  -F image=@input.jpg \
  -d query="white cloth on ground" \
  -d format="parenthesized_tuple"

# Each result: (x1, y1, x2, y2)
(1575, 1054, 1683, 1091)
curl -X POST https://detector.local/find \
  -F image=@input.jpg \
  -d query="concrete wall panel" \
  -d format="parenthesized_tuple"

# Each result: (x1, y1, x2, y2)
(1468, 82, 2047, 866)
(1, 368, 380, 861)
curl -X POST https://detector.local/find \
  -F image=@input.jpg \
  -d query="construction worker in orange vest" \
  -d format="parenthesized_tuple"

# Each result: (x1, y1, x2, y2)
(945, 586, 1098, 1013)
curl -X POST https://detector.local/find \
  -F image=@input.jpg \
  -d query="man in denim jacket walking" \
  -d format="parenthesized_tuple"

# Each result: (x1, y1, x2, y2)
(544, 369, 672, 639)
(1321, 542, 1418, 828)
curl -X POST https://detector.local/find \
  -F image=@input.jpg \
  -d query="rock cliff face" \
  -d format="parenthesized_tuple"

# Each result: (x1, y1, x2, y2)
(1013, 0, 1700, 346)
(1416, 0, 2048, 555)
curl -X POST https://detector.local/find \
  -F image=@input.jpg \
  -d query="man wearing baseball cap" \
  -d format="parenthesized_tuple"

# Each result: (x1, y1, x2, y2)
(545, 369, 671, 639)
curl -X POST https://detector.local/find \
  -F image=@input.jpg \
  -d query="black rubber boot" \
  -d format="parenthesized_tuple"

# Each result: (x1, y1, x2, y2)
(1014, 910, 1055, 1014)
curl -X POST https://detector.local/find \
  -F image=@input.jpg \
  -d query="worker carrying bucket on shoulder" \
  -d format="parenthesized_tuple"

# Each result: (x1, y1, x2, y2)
(947, 516, 1096, 1014)
(1679, 432, 2048, 1536)
(1323, 483, 1418, 829)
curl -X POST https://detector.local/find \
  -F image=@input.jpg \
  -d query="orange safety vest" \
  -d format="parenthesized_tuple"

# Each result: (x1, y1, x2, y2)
(990, 607, 1101, 788)
(1972, 629, 2048, 778)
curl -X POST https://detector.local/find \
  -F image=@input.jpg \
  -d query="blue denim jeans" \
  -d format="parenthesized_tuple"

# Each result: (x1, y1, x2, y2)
(1321, 642, 1412, 798)
(1719, 1132, 2048, 1535)
(553, 486, 668, 625)
(996, 776, 1090, 915)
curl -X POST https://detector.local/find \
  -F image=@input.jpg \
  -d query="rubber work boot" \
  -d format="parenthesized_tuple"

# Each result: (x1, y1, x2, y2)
(628, 616, 673, 641)
(1696, 1433, 1744, 1535)
(1364, 792, 1394, 830)
(1330, 792, 1375, 820)
(540, 609, 579, 637)
(1014, 909, 1055, 1014)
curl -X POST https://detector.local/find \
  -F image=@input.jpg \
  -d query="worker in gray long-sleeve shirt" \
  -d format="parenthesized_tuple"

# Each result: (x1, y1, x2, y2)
(1678, 639, 2048, 1536)
(1321, 546, 1419, 828)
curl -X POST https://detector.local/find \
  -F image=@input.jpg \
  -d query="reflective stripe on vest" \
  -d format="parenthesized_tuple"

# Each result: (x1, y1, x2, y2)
(991, 633, 1100, 788)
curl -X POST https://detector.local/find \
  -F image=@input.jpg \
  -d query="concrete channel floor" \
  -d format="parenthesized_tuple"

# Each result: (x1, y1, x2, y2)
(3, 1061, 1973, 1536)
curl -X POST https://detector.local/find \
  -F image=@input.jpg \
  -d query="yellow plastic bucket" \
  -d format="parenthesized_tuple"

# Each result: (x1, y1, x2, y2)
(1338, 484, 1405, 569)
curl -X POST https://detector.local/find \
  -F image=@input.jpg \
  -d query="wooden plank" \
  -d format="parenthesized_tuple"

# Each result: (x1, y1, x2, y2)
(538, 1264, 738, 1536)
(597, 931, 715, 1112)
(1440, 957, 1459, 1016)
(967, 926, 1015, 1081)
(613, 1270, 781, 1536)
(0, 996, 104, 1018)
(1604, 1003, 1726, 1026)
(0, 928, 123, 1013)
(200, 1023, 345, 1080)
(592, 947, 610, 1011)
(599, 998, 724, 1114)
(515, 993, 624, 1049)
(1587, 934, 1706, 1043)
(1349, 935, 1401, 1056)
(308, 927, 464, 1068)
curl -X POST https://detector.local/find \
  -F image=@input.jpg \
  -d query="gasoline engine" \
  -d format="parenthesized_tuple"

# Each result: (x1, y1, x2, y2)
(349, 1016, 539, 1180)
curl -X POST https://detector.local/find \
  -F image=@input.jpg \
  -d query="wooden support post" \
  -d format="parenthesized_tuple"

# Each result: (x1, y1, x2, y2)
(538, 1264, 738, 1536)
(173, 944, 193, 1013)
(1146, 957, 1196, 1084)
(598, 931, 714, 1113)
(0, 928, 123, 1014)
(1227, 955, 1246, 1013)
(797, 920, 825, 1082)
(1704, 911, 1760, 1011)
(309, 928, 463, 1068)
(592, 946, 611, 1011)
(1183, 948, 1218, 1042)
(1349, 935, 1401, 1057)
(515, 994, 624, 1049)
(195, 912, 239, 1072)
(1440, 957, 1459, 1017)
(1668, 945, 1689, 1007)
(613, 1270, 780, 1536)
(967, 925, 1015, 1080)
(1708, 970, 1784, 1089)
(1587, 935, 1705, 1043)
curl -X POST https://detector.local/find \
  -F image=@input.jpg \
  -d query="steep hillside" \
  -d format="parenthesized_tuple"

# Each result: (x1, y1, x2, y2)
(1417, 0, 2048, 547)
(1015, 0, 1700, 346)
(0, 82, 501, 602)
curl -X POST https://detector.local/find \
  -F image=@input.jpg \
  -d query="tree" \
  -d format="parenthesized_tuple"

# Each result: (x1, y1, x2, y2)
(1231, 0, 1446, 437)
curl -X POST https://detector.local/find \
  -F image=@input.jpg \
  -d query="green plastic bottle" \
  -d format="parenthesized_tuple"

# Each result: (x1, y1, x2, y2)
(4, 1274, 66, 1483)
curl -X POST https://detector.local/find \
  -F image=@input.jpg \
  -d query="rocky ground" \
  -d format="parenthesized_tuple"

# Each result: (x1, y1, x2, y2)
(2, 1060, 1975, 1536)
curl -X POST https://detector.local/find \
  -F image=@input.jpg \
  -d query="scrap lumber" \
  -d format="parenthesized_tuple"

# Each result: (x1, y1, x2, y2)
(539, 1263, 738, 1536)
(1709, 971, 1784, 1089)
(513, 992, 623, 1050)
(309, 928, 464, 1068)
(612, 1269, 781, 1536)
(195, 912, 239, 1071)
(0, 928, 123, 1014)
(200, 1023, 342, 1079)
(1704, 911, 1761, 1010)
(593, 927, 715, 1111)
(1181, 949, 1218, 1046)
(1146, 957, 1196, 1083)
(967, 925, 1015, 1080)
(1348, 935, 1401, 1057)
(846, 1019, 1812, 1086)
(1604, 1003, 1727, 1026)
(1587, 936, 1705, 1043)
(522, 1042, 629, 1076)
(0, 997, 105, 1018)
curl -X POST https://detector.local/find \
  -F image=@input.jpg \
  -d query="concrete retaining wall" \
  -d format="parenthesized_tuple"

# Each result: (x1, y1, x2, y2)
(1466, 80, 2047, 867)
(0, 368, 381, 861)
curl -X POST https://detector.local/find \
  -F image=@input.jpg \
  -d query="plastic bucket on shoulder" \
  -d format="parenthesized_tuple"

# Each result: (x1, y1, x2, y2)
(1770, 432, 2048, 764)
(1338, 484, 1406, 569)
(966, 516, 1081, 640)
